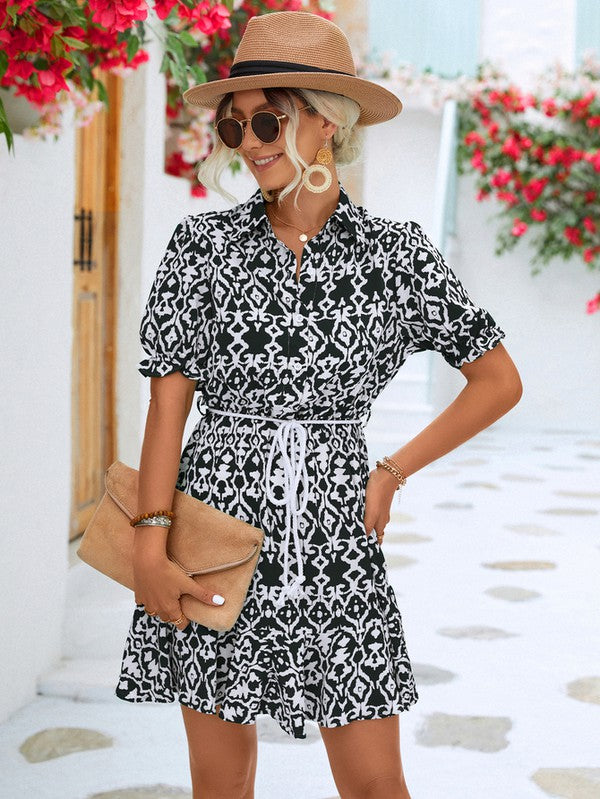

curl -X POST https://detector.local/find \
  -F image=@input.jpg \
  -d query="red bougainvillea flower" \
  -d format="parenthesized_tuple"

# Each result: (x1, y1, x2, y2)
(464, 130, 486, 147)
(564, 226, 583, 246)
(501, 135, 522, 160)
(511, 219, 528, 237)
(88, 0, 148, 33)
(154, 0, 178, 19)
(476, 188, 491, 201)
(586, 292, 600, 313)
(530, 208, 547, 222)
(541, 98, 559, 116)
(491, 168, 512, 187)
(523, 177, 549, 203)
(496, 190, 519, 206)
(583, 217, 597, 234)
(178, 1, 231, 35)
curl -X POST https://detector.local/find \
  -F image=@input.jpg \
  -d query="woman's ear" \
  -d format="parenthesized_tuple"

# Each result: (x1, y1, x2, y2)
(321, 118, 338, 140)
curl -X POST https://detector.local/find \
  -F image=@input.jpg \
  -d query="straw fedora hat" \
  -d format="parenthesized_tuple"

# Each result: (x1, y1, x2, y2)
(183, 11, 402, 126)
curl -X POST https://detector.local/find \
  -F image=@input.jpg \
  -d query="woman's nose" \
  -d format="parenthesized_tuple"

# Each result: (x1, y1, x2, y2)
(240, 120, 262, 150)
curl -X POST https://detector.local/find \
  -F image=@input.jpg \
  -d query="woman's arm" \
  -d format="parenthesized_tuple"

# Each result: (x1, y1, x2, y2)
(133, 371, 196, 561)
(388, 342, 522, 479)
(364, 343, 522, 536)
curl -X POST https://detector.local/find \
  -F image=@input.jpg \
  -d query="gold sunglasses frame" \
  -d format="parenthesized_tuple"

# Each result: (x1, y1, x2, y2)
(216, 105, 312, 150)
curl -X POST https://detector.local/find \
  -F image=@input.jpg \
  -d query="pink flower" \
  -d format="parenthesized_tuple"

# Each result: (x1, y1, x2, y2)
(583, 217, 597, 233)
(88, 0, 148, 33)
(530, 208, 547, 222)
(511, 219, 528, 237)
(564, 226, 583, 246)
(586, 293, 600, 314)
(491, 169, 512, 188)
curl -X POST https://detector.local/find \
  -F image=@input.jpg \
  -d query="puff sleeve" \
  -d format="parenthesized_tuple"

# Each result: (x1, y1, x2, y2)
(397, 221, 505, 368)
(138, 215, 211, 391)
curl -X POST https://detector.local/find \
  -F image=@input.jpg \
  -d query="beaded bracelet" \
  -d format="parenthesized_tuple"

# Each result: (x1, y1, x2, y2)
(129, 509, 175, 528)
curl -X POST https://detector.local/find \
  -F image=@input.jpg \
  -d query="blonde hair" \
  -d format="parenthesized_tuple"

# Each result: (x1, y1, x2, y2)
(196, 87, 363, 208)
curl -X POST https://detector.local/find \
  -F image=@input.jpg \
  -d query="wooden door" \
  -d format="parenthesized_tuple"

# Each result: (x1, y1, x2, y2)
(70, 73, 121, 541)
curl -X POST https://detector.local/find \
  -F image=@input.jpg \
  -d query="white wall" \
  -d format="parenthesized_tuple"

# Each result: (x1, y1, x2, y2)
(363, 0, 599, 432)
(0, 125, 75, 720)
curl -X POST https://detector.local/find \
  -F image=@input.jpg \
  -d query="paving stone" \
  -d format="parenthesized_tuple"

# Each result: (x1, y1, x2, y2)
(542, 464, 585, 472)
(482, 560, 557, 571)
(437, 625, 518, 640)
(452, 458, 488, 466)
(412, 663, 457, 685)
(458, 481, 500, 490)
(385, 532, 432, 544)
(500, 473, 545, 483)
(578, 453, 600, 461)
(384, 553, 418, 569)
(575, 439, 600, 448)
(466, 444, 505, 451)
(566, 676, 600, 705)
(434, 501, 474, 510)
(389, 511, 416, 524)
(554, 490, 600, 500)
(531, 767, 600, 798)
(423, 468, 460, 477)
(89, 788, 191, 799)
(485, 586, 542, 602)
(19, 726, 113, 763)
(504, 523, 561, 537)
(539, 507, 598, 516)
(415, 712, 511, 752)
(532, 446, 553, 451)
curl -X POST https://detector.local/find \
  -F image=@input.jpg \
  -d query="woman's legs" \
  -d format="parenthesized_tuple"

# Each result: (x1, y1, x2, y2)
(180, 703, 258, 799)
(319, 714, 411, 799)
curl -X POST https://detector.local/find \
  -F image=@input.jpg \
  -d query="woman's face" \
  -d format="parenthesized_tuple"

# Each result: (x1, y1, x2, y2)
(229, 88, 333, 193)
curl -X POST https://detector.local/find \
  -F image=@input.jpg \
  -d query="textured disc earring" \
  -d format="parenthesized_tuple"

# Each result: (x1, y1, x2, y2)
(261, 188, 275, 202)
(302, 139, 333, 194)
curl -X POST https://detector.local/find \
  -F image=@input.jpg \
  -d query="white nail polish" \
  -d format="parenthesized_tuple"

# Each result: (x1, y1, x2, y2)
(212, 594, 225, 605)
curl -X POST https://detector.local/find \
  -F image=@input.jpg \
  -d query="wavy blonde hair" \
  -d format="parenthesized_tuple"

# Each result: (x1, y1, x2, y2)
(196, 87, 363, 209)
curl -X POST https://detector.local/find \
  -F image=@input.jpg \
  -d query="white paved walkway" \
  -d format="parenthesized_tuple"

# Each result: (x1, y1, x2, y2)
(1, 426, 599, 798)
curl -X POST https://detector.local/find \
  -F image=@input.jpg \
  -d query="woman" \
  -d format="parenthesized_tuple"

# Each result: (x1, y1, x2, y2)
(116, 11, 522, 799)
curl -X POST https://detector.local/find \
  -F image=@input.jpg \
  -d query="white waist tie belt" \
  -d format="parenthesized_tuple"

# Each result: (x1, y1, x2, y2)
(205, 406, 364, 608)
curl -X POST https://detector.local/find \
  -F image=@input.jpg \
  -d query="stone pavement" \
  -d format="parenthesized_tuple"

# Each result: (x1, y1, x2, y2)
(0, 426, 599, 798)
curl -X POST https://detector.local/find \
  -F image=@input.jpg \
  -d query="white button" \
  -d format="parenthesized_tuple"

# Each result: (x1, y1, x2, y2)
(293, 313, 303, 325)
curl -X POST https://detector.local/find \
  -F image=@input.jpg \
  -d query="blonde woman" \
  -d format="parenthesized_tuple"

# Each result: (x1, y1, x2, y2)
(116, 11, 522, 799)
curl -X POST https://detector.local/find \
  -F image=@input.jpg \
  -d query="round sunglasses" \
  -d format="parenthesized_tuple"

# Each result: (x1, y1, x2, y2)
(216, 105, 312, 149)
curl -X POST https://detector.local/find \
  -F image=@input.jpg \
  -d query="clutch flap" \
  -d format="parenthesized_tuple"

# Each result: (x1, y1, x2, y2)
(105, 461, 139, 519)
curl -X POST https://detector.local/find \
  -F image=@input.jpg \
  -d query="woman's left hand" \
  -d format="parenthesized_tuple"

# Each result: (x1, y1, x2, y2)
(363, 465, 399, 543)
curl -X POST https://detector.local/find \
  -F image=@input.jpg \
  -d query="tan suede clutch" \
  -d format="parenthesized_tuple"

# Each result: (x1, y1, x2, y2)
(77, 460, 265, 632)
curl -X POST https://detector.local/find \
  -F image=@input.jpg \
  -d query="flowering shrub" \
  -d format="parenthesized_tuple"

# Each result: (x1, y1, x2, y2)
(456, 56, 600, 314)
(0, 0, 332, 195)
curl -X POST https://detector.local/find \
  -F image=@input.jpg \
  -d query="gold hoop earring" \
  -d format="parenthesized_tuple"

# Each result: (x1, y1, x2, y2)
(302, 139, 333, 194)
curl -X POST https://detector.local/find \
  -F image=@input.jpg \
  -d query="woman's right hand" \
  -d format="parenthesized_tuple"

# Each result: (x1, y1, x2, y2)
(133, 547, 226, 631)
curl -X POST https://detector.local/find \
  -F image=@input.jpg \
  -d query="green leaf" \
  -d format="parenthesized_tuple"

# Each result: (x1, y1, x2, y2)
(95, 79, 108, 106)
(178, 30, 198, 48)
(190, 64, 207, 84)
(0, 51, 8, 81)
(61, 36, 89, 51)
(126, 36, 140, 63)
(0, 95, 15, 154)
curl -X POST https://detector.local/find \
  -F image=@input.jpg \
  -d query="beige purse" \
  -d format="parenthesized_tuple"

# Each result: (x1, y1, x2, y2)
(77, 460, 265, 632)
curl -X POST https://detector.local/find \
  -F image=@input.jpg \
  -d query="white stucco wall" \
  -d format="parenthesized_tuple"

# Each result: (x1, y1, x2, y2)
(0, 127, 75, 720)
(363, 0, 599, 432)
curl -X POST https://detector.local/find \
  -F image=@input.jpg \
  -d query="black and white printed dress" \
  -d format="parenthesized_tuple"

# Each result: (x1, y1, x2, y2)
(115, 182, 505, 738)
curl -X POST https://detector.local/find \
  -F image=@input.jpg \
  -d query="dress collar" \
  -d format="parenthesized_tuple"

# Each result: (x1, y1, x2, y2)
(230, 181, 368, 247)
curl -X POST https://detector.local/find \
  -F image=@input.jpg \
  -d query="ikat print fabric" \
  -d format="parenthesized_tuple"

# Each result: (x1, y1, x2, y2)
(115, 182, 505, 738)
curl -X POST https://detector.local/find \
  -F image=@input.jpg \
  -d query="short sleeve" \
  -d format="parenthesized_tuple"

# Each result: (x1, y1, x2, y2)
(138, 215, 211, 391)
(397, 221, 505, 368)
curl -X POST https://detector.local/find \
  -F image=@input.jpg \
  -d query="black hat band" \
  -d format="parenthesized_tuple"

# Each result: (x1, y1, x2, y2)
(228, 59, 355, 79)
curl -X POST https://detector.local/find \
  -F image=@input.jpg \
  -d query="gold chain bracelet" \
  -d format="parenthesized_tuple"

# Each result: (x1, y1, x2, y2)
(375, 456, 407, 490)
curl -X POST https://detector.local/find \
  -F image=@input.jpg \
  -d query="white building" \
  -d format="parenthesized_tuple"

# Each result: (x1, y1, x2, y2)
(0, 0, 598, 723)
